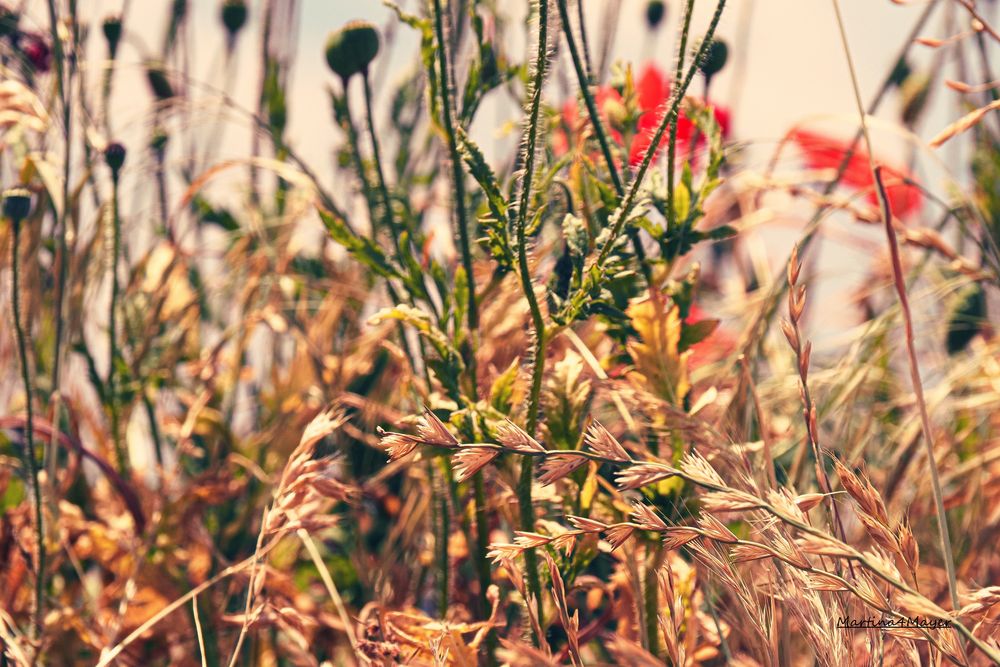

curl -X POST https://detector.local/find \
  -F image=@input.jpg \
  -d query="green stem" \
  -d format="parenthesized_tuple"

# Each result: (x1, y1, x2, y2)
(11, 217, 45, 639)
(511, 0, 552, 644)
(361, 69, 404, 256)
(108, 175, 127, 476)
(473, 473, 497, 665)
(643, 544, 664, 656)
(436, 461, 450, 616)
(432, 0, 479, 388)
(667, 0, 696, 229)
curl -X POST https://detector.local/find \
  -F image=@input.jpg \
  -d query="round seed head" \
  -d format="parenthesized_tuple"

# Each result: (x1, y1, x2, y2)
(221, 0, 248, 37)
(3, 187, 31, 222)
(699, 39, 729, 78)
(325, 20, 380, 80)
(645, 0, 666, 30)
(104, 142, 127, 176)
(102, 14, 122, 57)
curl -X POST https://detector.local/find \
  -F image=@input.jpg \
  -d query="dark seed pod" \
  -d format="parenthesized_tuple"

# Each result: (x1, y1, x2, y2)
(104, 142, 127, 178)
(150, 126, 169, 153)
(145, 61, 175, 101)
(699, 39, 728, 79)
(3, 187, 32, 223)
(221, 0, 248, 38)
(645, 0, 666, 30)
(946, 283, 987, 354)
(103, 14, 122, 58)
(325, 20, 380, 81)
(0, 6, 19, 39)
(888, 57, 911, 89)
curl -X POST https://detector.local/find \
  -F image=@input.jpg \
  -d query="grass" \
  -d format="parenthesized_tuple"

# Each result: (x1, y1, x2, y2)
(2, 0, 1000, 665)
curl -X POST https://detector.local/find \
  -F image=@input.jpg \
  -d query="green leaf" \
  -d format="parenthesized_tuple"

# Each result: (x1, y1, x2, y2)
(489, 357, 520, 413)
(679, 318, 719, 351)
(317, 208, 399, 280)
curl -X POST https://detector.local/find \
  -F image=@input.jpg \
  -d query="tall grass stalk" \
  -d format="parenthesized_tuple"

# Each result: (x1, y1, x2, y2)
(8, 196, 44, 639)
(107, 167, 127, 476)
(511, 0, 551, 642)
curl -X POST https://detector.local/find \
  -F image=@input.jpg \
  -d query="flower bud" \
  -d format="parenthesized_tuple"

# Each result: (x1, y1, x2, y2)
(145, 61, 175, 101)
(221, 0, 248, 38)
(150, 127, 169, 154)
(325, 20, 380, 81)
(699, 39, 728, 79)
(645, 0, 666, 30)
(104, 142, 127, 178)
(3, 187, 31, 222)
(103, 14, 122, 58)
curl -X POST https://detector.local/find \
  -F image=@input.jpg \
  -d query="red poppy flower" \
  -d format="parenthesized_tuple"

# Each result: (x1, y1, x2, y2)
(685, 303, 736, 368)
(788, 128, 921, 218)
(556, 63, 731, 167)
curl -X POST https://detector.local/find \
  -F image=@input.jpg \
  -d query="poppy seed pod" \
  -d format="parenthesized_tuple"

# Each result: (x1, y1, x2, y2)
(3, 187, 31, 223)
(102, 14, 122, 58)
(325, 21, 380, 81)
(105, 142, 127, 178)
(221, 0, 248, 38)
(145, 61, 176, 101)
(645, 0, 666, 30)
(699, 39, 728, 79)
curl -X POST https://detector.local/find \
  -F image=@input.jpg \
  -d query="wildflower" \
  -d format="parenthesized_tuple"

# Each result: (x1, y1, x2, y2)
(325, 20, 380, 81)
(788, 128, 922, 218)
(555, 63, 731, 167)
(102, 15, 122, 58)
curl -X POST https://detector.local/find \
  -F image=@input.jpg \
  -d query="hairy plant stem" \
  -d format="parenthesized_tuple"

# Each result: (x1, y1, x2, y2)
(831, 0, 963, 652)
(511, 0, 551, 643)
(11, 214, 45, 640)
(432, 0, 479, 390)
(361, 69, 404, 256)
(667, 0, 696, 229)
(107, 175, 127, 476)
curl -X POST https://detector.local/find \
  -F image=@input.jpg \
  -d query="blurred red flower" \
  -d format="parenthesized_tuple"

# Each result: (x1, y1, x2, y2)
(20, 32, 51, 73)
(555, 63, 731, 167)
(686, 303, 736, 368)
(788, 128, 922, 218)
